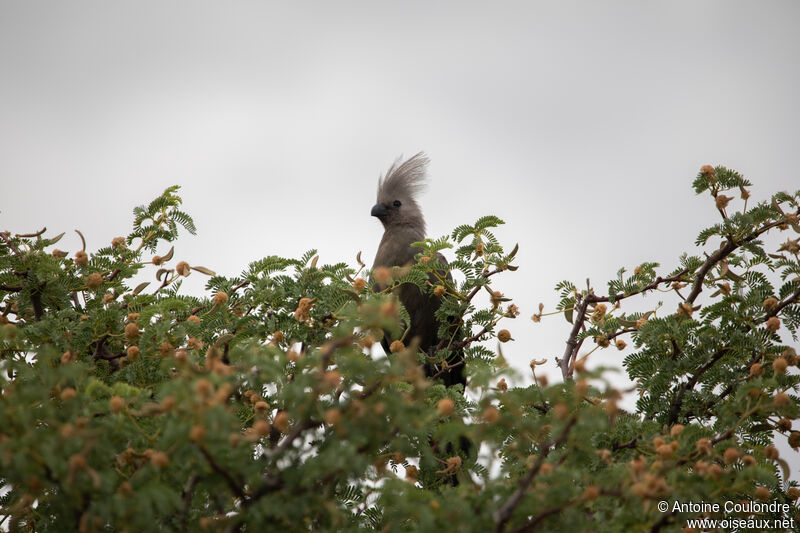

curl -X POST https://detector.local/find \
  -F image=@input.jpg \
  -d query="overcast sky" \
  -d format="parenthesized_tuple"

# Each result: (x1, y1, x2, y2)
(2, 1, 799, 465)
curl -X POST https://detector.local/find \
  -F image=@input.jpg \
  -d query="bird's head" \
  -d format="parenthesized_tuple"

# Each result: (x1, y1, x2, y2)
(372, 152, 428, 233)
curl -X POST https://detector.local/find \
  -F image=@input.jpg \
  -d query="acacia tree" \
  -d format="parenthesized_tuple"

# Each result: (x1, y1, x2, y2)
(1, 167, 799, 532)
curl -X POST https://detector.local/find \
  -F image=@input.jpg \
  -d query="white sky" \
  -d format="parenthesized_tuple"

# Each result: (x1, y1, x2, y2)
(2, 1, 799, 473)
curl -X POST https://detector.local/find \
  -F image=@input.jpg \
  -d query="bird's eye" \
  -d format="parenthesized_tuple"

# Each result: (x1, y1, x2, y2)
(393, 200, 402, 208)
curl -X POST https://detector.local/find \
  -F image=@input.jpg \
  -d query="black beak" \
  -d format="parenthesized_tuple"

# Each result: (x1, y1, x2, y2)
(371, 203, 389, 218)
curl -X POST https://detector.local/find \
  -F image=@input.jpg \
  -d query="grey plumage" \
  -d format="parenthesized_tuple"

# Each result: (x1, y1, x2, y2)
(371, 152, 465, 389)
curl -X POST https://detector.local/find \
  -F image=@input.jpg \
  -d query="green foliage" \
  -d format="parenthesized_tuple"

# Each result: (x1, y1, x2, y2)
(1, 173, 800, 532)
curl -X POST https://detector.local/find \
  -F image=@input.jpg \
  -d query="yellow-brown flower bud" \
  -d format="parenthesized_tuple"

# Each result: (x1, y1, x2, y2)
(766, 316, 780, 332)
(761, 445, 777, 461)
(490, 291, 503, 308)
(150, 451, 169, 468)
(69, 454, 87, 471)
(715, 194, 732, 210)
(373, 267, 392, 285)
(109, 396, 125, 414)
(594, 334, 610, 348)
(774, 392, 790, 407)
(590, 304, 607, 322)
(212, 291, 229, 307)
(656, 444, 673, 460)
(60, 387, 77, 401)
(322, 370, 342, 389)
(189, 425, 206, 443)
(755, 486, 771, 501)
(433, 285, 446, 297)
(175, 261, 191, 276)
(273, 411, 290, 433)
(324, 408, 342, 426)
(773, 358, 788, 374)
(253, 419, 271, 437)
(700, 165, 716, 179)
(389, 340, 405, 354)
(124, 323, 139, 340)
(126, 346, 140, 360)
(437, 398, 455, 416)
(615, 339, 627, 350)
(482, 406, 500, 423)
(159, 342, 174, 358)
(75, 251, 89, 265)
(86, 273, 103, 290)
(497, 329, 512, 343)
(496, 378, 508, 392)
(254, 401, 270, 415)
(707, 464, 723, 479)
(194, 379, 213, 399)
(294, 297, 314, 323)
(353, 277, 367, 292)
(723, 447, 739, 464)
(749, 362, 763, 377)
(696, 438, 712, 455)
(111, 237, 126, 248)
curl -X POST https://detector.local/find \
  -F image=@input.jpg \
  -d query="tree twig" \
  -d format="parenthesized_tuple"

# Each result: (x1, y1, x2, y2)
(198, 446, 245, 500)
(494, 418, 577, 532)
(180, 474, 199, 533)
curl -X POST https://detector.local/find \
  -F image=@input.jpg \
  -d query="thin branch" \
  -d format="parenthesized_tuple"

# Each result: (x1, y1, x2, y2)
(431, 359, 465, 380)
(611, 435, 639, 452)
(15, 227, 46, 238)
(559, 297, 589, 381)
(494, 418, 577, 532)
(180, 474, 199, 533)
(198, 446, 245, 500)
(508, 497, 581, 533)
(0, 232, 23, 257)
(666, 347, 729, 425)
(271, 420, 313, 458)
(684, 218, 786, 305)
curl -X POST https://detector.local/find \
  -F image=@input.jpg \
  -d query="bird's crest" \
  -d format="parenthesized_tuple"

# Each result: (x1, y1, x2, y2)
(377, 152, 429, 205)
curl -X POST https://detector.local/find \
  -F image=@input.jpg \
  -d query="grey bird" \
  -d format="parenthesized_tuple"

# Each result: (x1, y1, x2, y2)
(370, 152, 466, 390)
